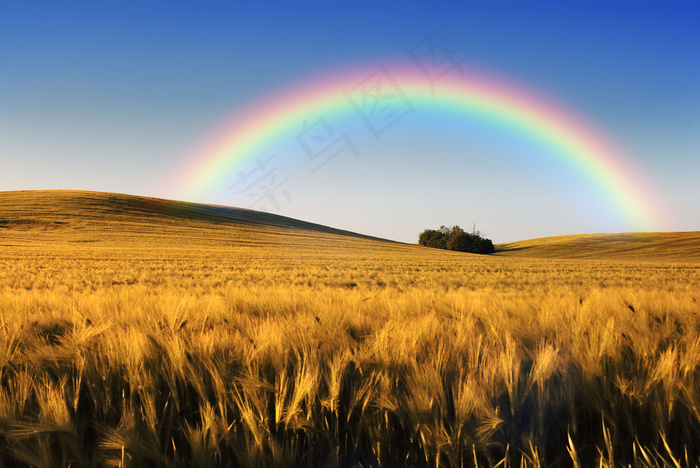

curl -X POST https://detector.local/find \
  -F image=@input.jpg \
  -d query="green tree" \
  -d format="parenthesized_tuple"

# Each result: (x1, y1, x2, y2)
(419, 229, 447, 249)
(418, 225, 494, 254)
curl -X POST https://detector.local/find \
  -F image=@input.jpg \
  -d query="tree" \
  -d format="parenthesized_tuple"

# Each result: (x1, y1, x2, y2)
(446, 226, 473, 252)
(473, 236, 495, 254)
(418, 225, 494, 254)
(418, 229, 447, 249)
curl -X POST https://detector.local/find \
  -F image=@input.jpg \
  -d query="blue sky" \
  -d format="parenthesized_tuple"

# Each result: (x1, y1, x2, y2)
(1, 1, 698, 243)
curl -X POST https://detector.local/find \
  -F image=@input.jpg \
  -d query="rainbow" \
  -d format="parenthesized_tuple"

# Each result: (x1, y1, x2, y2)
(171, 63, 662, 229)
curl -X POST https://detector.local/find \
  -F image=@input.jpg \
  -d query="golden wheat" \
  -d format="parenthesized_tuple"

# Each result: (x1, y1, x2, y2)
(1, 191, 699, 467)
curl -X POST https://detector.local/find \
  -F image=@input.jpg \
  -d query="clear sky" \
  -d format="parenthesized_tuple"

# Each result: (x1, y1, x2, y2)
(1, 1, 698, 243)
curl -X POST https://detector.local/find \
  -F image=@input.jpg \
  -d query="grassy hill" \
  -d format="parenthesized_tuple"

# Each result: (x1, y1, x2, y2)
(0, 190, 400, 251)
(2, 190, 698, 263)
(496, 231, 700, 262)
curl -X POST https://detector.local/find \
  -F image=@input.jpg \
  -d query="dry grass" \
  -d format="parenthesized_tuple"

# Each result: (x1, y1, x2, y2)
(0, 190, 699, 467)
(496, 232, 700, 262)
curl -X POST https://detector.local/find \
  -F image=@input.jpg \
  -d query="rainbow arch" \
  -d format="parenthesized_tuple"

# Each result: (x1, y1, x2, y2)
(171, 63, 662, 229)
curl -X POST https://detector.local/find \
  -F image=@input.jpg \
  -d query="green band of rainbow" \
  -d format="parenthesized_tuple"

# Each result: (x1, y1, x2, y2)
(170, 63, 662, 229)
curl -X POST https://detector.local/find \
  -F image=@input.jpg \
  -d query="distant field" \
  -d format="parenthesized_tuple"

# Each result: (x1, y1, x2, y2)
(497, 232, 700, 262)
(1, 190, 699, 467)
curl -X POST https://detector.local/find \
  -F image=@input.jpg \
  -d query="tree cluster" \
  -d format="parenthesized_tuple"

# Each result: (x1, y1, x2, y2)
(418, 225, 495, 254)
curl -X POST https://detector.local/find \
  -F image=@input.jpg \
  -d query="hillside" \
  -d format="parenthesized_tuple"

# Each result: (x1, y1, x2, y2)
(496, 231, 700, 262)
(0, 190, 407, 253)
(1, 190, 698, 262)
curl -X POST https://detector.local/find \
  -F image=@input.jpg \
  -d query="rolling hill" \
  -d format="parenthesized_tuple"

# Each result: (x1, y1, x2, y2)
(496, 231, 700, 262)
(0, 190, 404, 252)
(1, 190, 698, 262)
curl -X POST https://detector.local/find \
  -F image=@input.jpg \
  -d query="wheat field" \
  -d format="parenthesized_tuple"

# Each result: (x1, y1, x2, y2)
(1, 191, 699, 467)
